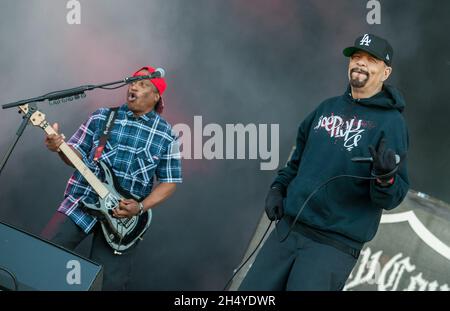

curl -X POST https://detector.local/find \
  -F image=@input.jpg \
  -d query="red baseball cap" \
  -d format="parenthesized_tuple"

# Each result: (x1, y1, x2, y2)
(132, 66, 167, 114)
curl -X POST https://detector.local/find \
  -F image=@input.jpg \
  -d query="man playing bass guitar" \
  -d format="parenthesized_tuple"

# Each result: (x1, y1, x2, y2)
(41, 66, 182, 290)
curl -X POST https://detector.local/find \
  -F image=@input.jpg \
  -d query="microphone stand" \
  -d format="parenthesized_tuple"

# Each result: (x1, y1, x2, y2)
(0, 103, 37, 177)
(0, 73, 156, 179)
(1, 73, 157, 109)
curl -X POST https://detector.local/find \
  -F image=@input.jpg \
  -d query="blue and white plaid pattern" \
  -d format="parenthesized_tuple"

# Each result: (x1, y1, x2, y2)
(57, 104, 182, 233)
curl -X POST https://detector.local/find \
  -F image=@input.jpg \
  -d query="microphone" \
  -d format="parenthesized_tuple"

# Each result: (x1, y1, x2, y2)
(351, 154, 401, 165)
(124, 67, 165, 84)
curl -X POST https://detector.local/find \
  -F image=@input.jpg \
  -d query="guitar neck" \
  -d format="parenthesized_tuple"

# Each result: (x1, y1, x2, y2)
(43, 123, 109, 199)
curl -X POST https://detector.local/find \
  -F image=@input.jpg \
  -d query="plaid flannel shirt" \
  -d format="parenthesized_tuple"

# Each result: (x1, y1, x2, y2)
(57, 104, 182, 233)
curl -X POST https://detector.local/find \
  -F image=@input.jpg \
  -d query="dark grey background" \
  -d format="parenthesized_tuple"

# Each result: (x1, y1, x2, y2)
(0, 0, 449, 290)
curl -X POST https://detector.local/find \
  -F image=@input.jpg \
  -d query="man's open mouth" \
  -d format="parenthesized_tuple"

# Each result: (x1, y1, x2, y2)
(128, 92, 137, 102)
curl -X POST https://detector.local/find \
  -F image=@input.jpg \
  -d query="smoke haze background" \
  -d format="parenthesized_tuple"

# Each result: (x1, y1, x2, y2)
(0, 0, 449, 289)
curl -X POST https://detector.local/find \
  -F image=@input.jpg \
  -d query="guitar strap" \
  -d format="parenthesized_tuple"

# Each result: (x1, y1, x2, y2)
(93, 107, 119, 162)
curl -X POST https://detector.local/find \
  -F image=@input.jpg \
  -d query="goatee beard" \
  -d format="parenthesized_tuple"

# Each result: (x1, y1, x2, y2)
(350, 68, 369, 88)
(350, 78, 367, 88)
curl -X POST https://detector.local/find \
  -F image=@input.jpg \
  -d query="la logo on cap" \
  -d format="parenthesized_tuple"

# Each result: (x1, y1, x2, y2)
(360, 34, 372, 47)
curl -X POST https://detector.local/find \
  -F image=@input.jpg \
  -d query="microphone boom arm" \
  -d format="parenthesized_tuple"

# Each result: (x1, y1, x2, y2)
(2, 68, 165, 110)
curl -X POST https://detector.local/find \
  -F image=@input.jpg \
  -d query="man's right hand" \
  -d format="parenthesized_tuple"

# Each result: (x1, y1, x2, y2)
(265, 187, 284, 221)
(45, 123, 66, 152)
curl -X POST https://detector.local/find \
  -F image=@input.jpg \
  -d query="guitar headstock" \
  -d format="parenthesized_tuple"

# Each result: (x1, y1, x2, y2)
(18, 104, 48, 129)
(18, 104, 30, 115)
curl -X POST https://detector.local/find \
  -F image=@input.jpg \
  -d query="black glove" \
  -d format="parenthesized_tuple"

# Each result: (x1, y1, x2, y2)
(368, 138, 398, 181)
(265, 187, 284, 221)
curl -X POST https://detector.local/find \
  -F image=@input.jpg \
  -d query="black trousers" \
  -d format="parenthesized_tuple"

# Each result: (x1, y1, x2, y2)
(239, 217, 358, 291)
(41, 211, 138, 290)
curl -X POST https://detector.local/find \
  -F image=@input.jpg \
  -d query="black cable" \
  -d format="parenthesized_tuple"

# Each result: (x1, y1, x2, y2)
(41, 88, 83, 98)
(224, 173, 379, 290)
(222, 221, 273, 291)
(99, 84, 128, 90)
(277, 174, 376, 242)
(0, 266, 18, 291)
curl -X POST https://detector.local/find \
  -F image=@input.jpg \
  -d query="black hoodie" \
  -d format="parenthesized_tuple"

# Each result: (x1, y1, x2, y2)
(273, 85, 410, 250)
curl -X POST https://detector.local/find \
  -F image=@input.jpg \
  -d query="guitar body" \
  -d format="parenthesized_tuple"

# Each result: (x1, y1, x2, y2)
(82, 161, 152, 254)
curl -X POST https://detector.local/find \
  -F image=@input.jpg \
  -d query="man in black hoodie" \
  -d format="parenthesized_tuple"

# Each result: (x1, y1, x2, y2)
(239, 34, 409, 291)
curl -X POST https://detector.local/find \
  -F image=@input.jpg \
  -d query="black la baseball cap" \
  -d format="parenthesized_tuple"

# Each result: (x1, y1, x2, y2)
(343, 33, 393, 66)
